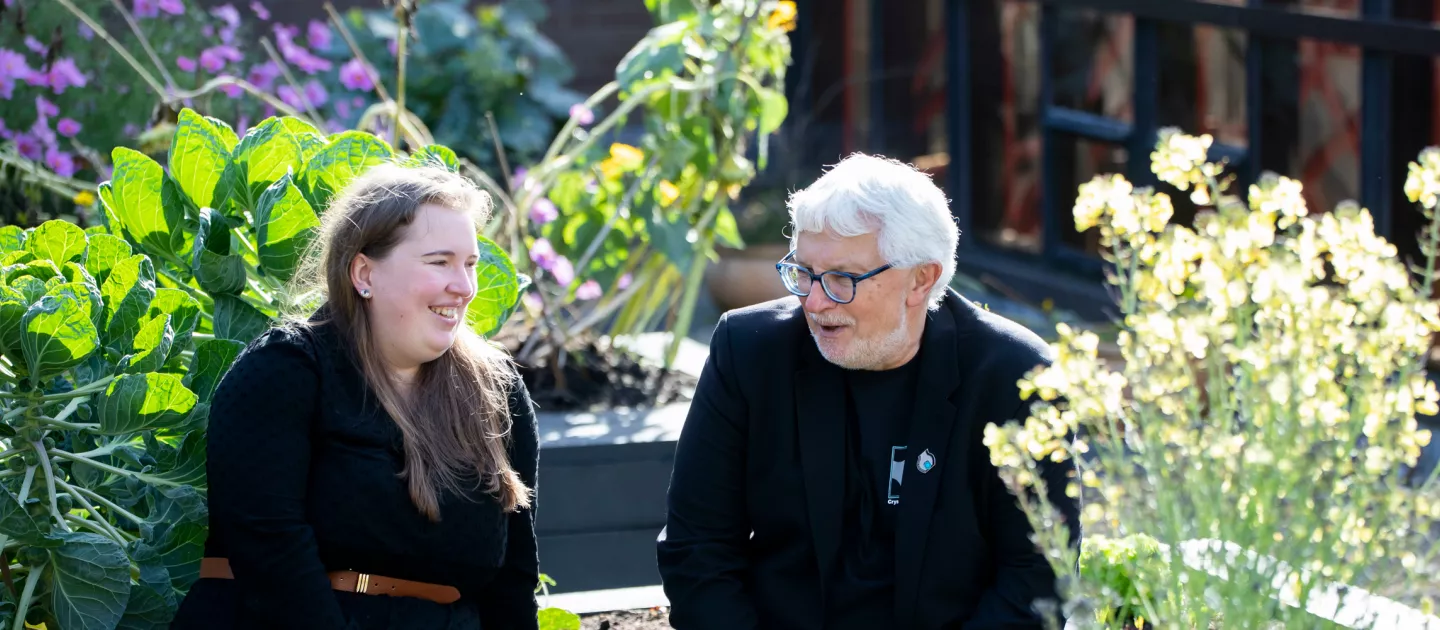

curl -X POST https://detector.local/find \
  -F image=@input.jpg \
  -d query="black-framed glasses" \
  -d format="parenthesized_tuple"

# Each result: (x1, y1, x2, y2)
(774, 251, 892, 304)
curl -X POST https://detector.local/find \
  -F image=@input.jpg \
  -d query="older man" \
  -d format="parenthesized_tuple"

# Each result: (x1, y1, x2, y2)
(657, 154, 1080, 630)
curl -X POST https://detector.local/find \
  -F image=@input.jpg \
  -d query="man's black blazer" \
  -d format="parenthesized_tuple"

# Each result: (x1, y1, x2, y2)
(657, 288, 1080, 630)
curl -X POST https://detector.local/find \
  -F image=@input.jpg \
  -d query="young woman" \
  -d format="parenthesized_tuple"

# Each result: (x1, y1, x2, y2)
(172, 163, 540, 630)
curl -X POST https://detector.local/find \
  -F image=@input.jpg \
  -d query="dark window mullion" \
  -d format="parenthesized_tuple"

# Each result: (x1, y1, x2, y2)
(1245, 0, 1265, 187)
(1129, 17, 1160, 189)
(947, 0, 973, 243)
(1361, 0, 1394, 237)
(1040, 2, 1064, 265)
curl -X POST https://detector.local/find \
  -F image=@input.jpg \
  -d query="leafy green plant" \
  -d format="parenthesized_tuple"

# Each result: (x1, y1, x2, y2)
(0, 218, 216, 629)
(491, 0, 794, 369)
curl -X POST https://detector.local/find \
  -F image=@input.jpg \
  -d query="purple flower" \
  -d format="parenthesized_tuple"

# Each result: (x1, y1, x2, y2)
(529, 238, 557, 271)
(212, 4, 240, 27)
(122, 123, 140, 137)
(529, 198, 558, 225)
(35, 96, 58, 118)
(569, 103, 594, 126)
(352, 96, 364, 108)
(133, 0, 158, 18)
(219, 80, 243, 98)
(277, 85, 303, 110)
(45, 147, 76, 178)
(338, 58, 373, 91)
(575, 280, 602, 301)
(249, 1, 269, 20)
(77, 23, 95, 40)
(45, 59, 86, 93)
(158, 0, 184, 16)
(199, 45, 241, 73)
(0, 118, 8, 140)
(13, 134, 41, 161)
(56, 118, 81, 137)
(303, 79, 327, 107)
(235, 116, 249, 133)
(29, 116, 55, 149)
(618, 273, 632, 290)
(247, 62, 279, 91)
(220, 25, 237, 44)
(307, 20, 332, 50)
(202, 25, 214, 37)
(335, 99, 351, 119)
(550, 257, 575, 286)
(24, 37, 45, 55)
(0, 49, 33, 99)
(387, 39, 398, 57)
(176, 56, 197, 72)
(291, 50, 332, 74)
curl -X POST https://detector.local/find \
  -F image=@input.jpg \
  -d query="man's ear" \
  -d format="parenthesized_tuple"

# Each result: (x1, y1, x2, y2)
(350, 253, 374, 297)
(908, 262, 942, 308)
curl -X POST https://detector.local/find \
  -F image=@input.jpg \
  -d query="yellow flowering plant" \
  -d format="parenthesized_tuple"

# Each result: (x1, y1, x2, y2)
(985, 127, 1440, 628)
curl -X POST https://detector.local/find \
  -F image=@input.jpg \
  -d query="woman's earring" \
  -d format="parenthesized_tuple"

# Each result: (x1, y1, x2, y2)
(359, 288, 372, 299)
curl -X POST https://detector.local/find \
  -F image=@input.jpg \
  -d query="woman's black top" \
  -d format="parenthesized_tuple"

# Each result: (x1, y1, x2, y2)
(171, 319, 540, 630)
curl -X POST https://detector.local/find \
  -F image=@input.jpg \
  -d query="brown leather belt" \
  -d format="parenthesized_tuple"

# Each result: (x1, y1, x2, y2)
(199, 557, 462, 605)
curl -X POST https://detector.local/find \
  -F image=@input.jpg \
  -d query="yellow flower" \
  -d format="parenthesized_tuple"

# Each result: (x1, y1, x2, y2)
(657, 180, 681, 207)
(767, 1, 797, 32)
(73, 190, 96, 206)
(608, 143, 644, 170)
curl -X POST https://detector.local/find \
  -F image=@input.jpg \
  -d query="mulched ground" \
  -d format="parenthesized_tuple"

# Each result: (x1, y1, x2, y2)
(580, 608, 671, 630)
(514, 339, 697, 413)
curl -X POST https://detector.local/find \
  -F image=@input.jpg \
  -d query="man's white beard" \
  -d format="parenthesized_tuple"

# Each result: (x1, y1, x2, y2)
(812, 301, 910, 371)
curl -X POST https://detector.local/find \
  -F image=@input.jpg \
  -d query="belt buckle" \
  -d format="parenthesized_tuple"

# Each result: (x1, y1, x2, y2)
(356, 573, 371, 594)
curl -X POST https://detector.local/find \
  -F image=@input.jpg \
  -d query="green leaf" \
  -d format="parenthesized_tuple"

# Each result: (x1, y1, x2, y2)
(100, 255, 158, 355)
(137, 484, 207, 590)
(211, 294, 269, 342)
(62, 261, 98, 289)
(0, 249, 34, 267)
(185, 339, 244, 403)
(25, 220, 87, 265)
(192, 250, 246, 295)
(46, 281, 102, 325)
(302, 131, 394, 209)
(0, 485, 45, 544)
(755, 86, 788, 136)
(0, 287, 28, 358)
(409, 144, 460, 172)
(537, 607, 582, 630)
(116, 577, 173, 630)
(713, 205, 744, 249)
(255, 174, 320, 282)
(21, 294, 99, 381)
(144, 431, 206, 488)
(170, 109, 236, 210)
(105, 148, 183, 261)
(83, 234, 133, 287)
(0, 225, 26, 253)
(11, 275, 48, 305)
(97, 372, 198, 435)
(49, 532, 131, 630)
(7, 259, 62, 284)
(146, 289, 201, 360)
(218, 117, 327, 211)
(616, 20, 689, 90)
(467, 235, 521, 337)
(125, 314, 174, 374)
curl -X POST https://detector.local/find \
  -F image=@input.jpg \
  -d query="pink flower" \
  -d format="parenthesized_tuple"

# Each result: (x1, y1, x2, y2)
(13, 134, 41, 161)
(158, 0, 184, 16)
(247, 62, 279, 91)
(249, 1, 269, 20)
(618, 273, 632, 290)
(77, 24, 95, 40)
(45, 59, 86, 93)
(570, 103, 594, 126)
(199, 46, 241, 73)
(24, 37, 45, 55)
(212, 4, 240, 27)
(235, 116, 249, 133)
(35, 96, 58, 118)
(133, 0, 159, 18)
(176, 56, 197, 72)
(529, 238, 557, 270)
(291, 50, 332, 74)
(575, 280, 602, 300)
(307, 20, 332, 50)
(219, 80, 243, 98)
(45, 147, 75, 178)
(338, 58, 373, 91)
(57, 118, 81, 137)
(528, 198, 558, 225)
(303, 79, 327, 108)
(550, 257, 575, 286)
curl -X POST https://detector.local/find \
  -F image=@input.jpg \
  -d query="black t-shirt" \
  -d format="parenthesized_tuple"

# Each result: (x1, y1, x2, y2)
(825, 354, 922, 629)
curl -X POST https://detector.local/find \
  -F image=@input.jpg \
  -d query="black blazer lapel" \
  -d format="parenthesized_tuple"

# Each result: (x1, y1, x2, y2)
(795, 343, 846, 603)
(894, 296, 964, 627)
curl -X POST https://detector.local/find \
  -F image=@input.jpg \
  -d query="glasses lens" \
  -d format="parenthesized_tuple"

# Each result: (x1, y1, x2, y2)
(779, 265, 810, 295)
(821, 274, 855, 303)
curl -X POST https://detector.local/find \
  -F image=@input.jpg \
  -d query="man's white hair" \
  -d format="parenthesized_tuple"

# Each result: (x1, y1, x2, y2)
(786, 153, 958, 309)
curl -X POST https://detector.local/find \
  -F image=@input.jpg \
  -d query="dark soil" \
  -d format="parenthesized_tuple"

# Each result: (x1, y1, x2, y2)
(580, 608, 671, 630)
(511, 340, 697, 413)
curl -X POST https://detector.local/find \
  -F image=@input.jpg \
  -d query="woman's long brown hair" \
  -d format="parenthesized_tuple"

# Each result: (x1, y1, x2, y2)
(282, 162, 530, 521)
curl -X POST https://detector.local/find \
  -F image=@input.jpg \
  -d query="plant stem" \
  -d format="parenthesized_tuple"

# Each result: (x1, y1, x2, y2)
(572, 159, 656, 278)
(12, 564, 42, 630)
(42, 375, 114, 402)
(165, 76, 306, 120)
(53, 0, 166, 98)
(393, 12, 410, 150)
(53, 450, 184, 488)
(0, 150, 89, 199)
(33, 442, 70, 533)
(40, 418, 99, 433)
(50, 396, 86, 425)
(57, 481, 130, 542)
(536, 81, 621, 174)
(324, 2, 393, 103)
(60, 480, 144, 527)
(16, 467, 34, 506)
(105, 0, 177, 92)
